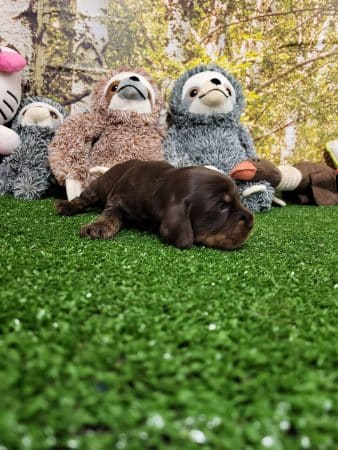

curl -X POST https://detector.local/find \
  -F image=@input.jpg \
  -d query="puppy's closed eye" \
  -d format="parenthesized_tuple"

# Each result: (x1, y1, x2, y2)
(217, 200, 227, 210)
(217, 194, 232, 211)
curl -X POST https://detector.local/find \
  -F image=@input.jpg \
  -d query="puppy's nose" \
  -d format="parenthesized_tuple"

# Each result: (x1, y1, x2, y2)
(210, 78, 221, 85)
(129, 75, 140, 81)
(239, 211, 254, 229)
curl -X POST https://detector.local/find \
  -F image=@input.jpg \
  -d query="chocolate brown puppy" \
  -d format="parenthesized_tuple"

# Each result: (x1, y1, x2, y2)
(56, 160, 253, 251)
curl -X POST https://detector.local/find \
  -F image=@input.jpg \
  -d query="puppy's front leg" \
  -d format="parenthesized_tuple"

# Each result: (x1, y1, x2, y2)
(56, 188, 99, 216)
(80, 196, 122, 240)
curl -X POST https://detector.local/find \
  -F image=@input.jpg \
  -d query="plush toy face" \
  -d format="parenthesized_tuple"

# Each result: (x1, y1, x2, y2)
(181, 70, 236, 115)
(104, 71, 155, 114)
(0, 47, 25, 125)
(18, 101, 64, 129)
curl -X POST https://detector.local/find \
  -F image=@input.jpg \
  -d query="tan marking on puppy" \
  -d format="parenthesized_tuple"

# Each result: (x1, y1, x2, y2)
(197, 219, 253, 251)
(223, 194, 232, 203)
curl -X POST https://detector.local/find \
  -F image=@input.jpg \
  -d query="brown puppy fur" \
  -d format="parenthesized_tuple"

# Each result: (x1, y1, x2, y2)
(56, 159, 253, 251)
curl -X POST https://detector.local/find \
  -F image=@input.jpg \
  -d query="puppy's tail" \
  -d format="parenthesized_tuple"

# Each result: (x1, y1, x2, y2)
(89, 166, 110, 175)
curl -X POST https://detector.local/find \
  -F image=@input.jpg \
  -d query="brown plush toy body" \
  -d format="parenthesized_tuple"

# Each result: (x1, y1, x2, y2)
(230, 159, 338, 206)
(48, 67, 165, 200)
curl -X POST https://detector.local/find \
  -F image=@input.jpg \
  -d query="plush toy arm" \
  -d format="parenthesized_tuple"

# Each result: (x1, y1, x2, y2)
(164, 129, 193, 168)
(0, 125, 21, 155)
(48, 112, 101, 186)
(238, 124, 257, 158)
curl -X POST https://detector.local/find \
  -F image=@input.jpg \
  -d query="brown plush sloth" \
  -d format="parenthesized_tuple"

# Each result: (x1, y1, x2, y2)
(55, 159, 254, 251)
(48, 67, 165, 200)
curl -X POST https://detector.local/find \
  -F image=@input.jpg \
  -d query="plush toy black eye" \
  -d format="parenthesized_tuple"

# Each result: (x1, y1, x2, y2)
(50, 111, 58, 119)
(190, 89, 198, 98)
(111, 84, 118, 92)
(252, 158, 260, 162)
(226, 88, 232, 96)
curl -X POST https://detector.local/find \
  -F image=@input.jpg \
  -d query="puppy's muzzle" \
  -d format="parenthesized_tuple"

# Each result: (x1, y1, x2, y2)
(197, 208, 254, 251)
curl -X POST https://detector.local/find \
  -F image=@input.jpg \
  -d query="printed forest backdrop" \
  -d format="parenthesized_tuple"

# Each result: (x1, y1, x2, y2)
(1, 0, 337, 163)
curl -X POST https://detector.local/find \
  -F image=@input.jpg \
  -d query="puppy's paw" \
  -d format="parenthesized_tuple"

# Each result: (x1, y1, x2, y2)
(80, 221, 116, 240)
(55, 200, 78, 216)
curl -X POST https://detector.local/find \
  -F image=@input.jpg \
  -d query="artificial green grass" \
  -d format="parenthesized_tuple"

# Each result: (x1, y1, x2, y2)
(0, 196, 337, 450)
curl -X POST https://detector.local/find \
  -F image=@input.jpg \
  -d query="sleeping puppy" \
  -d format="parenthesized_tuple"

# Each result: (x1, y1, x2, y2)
(55, 159, 253, 250)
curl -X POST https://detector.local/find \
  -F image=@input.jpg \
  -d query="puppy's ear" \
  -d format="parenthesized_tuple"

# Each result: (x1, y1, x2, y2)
(160, 198, 193, 249)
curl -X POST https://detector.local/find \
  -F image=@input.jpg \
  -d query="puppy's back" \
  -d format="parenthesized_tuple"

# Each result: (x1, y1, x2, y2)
(93, 159, 173, 202)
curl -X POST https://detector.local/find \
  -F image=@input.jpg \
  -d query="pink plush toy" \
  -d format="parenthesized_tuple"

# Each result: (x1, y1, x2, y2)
(0, 47, 27, 156)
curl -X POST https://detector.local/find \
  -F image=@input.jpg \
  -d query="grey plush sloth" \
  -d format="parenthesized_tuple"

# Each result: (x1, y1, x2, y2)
(164, 64, 274, 212)
(0, 96, 67, 199)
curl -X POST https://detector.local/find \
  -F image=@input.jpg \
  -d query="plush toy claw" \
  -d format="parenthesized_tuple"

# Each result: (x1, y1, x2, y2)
(89, 166, 110, 175)
(0, 48, 26, 73)
(66, 178, 83, 201)
(242, 184, 267, 197)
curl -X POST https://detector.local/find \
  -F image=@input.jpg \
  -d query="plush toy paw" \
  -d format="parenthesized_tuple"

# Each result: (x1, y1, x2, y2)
(0, 178, 9, 195)
(12, 170, 49, 200)
(0, 163, 14, 195)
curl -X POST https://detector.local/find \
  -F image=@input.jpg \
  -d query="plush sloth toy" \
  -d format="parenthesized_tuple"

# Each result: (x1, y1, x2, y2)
(164, 64, 274, 212)
(48, 67, 164, 200)
(0, 96, 67, 199)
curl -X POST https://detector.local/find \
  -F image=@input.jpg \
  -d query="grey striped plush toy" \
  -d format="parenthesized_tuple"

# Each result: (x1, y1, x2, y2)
(0, 96, 67, 200)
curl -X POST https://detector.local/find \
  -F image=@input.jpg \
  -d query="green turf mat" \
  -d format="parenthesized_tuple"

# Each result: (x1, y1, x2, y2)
(0, 196, 337, 450)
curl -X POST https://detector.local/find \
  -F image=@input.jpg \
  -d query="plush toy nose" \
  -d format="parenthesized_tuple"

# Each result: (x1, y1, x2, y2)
(230, 161, 257, 181)
(210, 78, 221, 85)
(199, 88, 226, 107)
(117, 78, 147, 101)
(24, 106, 50, 123)
(0, 50, 26, 73)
